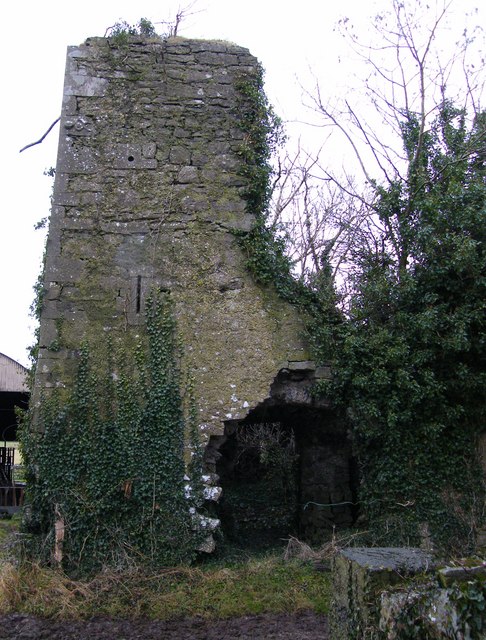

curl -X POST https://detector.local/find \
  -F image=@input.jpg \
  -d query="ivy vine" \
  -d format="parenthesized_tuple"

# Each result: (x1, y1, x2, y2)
(234, 65, 342, 363)
(330, 104, 486, 552)
(20, 290, 205, 575)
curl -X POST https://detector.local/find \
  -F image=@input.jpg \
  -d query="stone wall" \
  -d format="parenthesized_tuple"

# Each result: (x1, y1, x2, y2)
(331, 548, 435, 639)
(331, 548, 486, 639)
(33, 35, 310, 443)
(479, 431, 486, 478)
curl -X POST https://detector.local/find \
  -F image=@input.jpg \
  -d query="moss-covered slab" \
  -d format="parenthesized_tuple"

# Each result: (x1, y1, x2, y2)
(438, 562, 486, 587)
(330, 547, 435, 640)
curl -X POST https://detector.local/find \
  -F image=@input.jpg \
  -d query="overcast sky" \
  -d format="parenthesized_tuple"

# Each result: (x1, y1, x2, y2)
(0, 0, 482, 366)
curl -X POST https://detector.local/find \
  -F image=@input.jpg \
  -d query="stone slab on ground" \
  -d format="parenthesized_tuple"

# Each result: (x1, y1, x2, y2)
(330, 547, 435, 640)
(341, 546, 435, 572)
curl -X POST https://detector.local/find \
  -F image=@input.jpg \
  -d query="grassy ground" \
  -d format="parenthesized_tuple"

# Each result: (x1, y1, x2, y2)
(0, 515, 19, 562)
(0, 519, 13, 548)
(0, 524, 332, 620)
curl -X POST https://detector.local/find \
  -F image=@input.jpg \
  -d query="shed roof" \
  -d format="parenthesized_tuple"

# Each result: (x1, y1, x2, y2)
(0, 353, 29, 392)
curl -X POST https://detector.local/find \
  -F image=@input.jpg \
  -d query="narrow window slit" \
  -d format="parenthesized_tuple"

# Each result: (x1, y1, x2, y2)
(136, 276, 142, 314)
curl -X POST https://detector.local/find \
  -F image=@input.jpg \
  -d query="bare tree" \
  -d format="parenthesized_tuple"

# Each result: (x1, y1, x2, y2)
(270, 147, 373, 283)
(274, 0, 485, 295)
(311, 0, 484, 180)
(154, 2, 204, 38)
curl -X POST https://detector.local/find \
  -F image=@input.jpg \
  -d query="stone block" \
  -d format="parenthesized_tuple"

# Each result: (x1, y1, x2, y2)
(330, 547, 435, 640)
(63, 115, 95, 137)
(195, 52, 239, 66)
(59, 144, 98, 174)
(169, 146, 191, 164)
(65, 73, 108, 97)
(438, 562, 486, 587)
(288, 360, 316, 371)
(62, 95, 78, 116)
(142, 142, 157, 158)
(315, 365, 332, 379)
(67, 47, 88, 59)
(38, 319, 59, 348)
(176, 166, 199, 183)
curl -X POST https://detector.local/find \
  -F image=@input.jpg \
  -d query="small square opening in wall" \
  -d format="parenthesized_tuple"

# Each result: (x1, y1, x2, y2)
(112, 144, 157, 169)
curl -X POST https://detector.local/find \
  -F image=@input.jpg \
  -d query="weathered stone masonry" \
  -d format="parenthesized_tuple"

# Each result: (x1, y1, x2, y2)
(34, 35, 310, 436)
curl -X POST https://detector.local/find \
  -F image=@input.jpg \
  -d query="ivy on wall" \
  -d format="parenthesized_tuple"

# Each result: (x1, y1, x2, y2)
(234, 64, 293, 298)
(234, 66, 342, 363)
(20, 291, 205, 575)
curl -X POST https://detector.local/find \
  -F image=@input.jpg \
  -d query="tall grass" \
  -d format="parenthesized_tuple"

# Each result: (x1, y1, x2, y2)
(0, 514, 333, 620)
(0, 554, 331, 620)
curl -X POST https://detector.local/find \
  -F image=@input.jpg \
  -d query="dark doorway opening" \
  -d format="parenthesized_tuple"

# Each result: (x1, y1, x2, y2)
(0, 391, 28, 443)
(215, 419, 299, 547)
(207, 398, 358, 548)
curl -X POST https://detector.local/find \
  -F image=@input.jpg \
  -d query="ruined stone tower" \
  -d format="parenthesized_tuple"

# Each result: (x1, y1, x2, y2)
(34, 36, 312, 428)
(33, 36, 355, 543)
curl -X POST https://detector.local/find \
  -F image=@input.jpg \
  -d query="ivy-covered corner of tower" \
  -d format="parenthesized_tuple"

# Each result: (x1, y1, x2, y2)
(233, 65, 293, 291)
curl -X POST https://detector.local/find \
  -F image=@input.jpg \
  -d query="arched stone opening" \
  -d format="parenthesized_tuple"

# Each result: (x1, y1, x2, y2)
(205, 367, 358, 547)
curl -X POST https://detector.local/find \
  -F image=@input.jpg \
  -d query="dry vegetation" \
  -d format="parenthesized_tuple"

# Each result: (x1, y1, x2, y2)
(283, 531, 369, 564)
(0, 519, 332, 620)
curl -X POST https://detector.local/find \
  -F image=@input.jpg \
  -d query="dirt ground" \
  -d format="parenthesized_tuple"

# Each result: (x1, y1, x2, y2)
(0, 611, 328, 639)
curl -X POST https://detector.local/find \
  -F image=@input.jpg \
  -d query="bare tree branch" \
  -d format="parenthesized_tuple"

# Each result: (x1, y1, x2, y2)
(19, 117, 60, 154)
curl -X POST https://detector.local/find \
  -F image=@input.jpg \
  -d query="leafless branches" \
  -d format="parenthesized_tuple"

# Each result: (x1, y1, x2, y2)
(311, 0, 484, 181)
(272, 0, 484, 297)
(269, 146, 379, 302)
(154, 2, 204, 38)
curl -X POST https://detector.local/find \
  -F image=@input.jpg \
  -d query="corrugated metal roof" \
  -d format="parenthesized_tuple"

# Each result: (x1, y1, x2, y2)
(0, 353, 29, 392)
